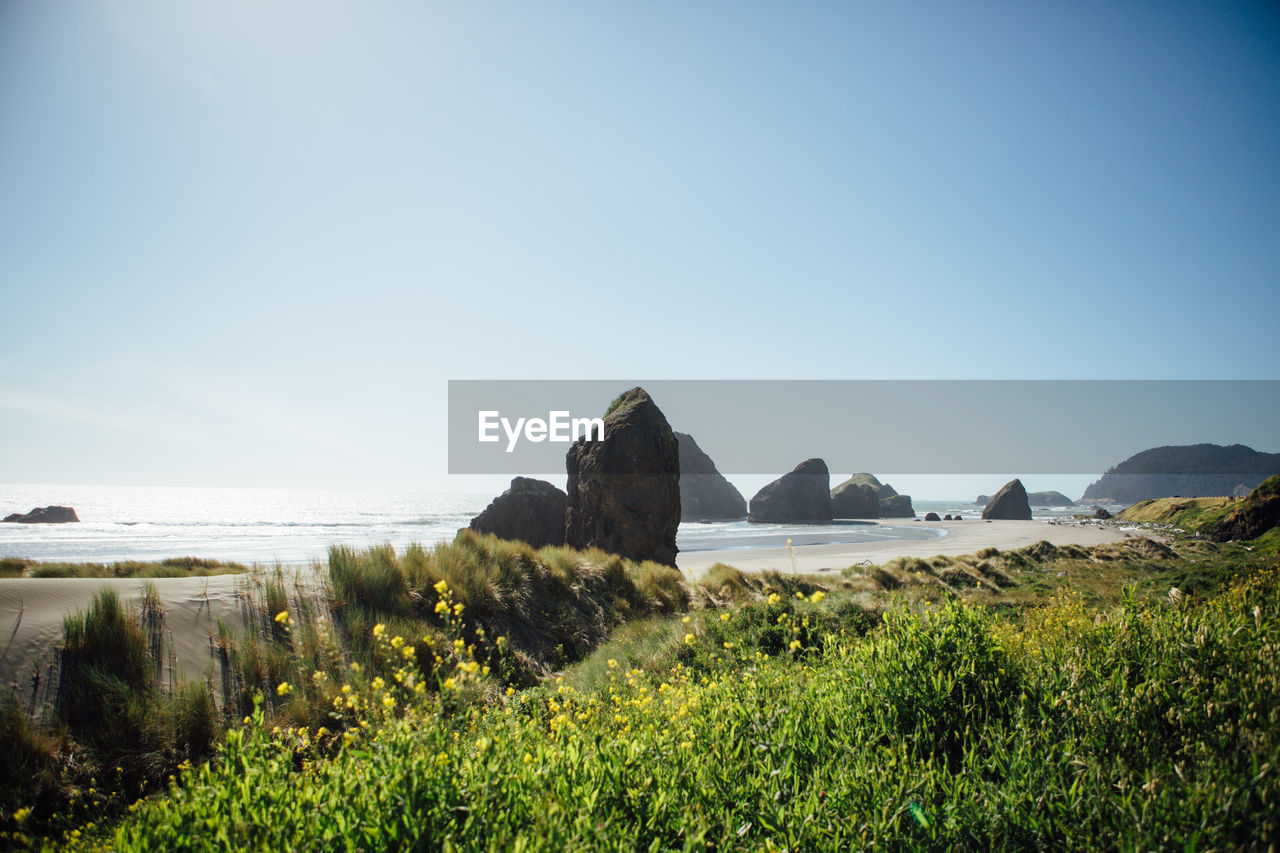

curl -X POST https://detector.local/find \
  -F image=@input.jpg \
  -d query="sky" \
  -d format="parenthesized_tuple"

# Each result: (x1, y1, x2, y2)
(1, 1, 1278, 495)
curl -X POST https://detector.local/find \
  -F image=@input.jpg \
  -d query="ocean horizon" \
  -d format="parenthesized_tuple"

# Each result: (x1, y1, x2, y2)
(0, 483, 1094, 566)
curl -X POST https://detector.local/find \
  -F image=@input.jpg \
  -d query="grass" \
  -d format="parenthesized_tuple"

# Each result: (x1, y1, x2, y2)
(4, 533, 1279, 848)
(326, 531, 690, 683)
(78, 559, 1280, 851)
(0, 556, 250, 579)
(1116, 496, 1237, 529)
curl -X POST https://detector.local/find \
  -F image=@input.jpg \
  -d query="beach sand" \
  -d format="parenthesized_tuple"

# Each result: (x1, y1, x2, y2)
(0, 572, 326, 693)
(677, 519, 1138, 576)
(1, 519, 1138, 694)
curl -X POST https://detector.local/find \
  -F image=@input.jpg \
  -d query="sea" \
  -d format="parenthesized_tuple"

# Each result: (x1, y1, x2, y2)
(0, 485, 1089, 567)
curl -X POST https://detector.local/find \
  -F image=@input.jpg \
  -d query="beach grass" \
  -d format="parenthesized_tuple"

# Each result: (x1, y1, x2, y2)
(1116, 496, 1237, 529)
(1, 555, 250, 580)
(5, 533, 1280, 848)
(85, 559, 1280, 851)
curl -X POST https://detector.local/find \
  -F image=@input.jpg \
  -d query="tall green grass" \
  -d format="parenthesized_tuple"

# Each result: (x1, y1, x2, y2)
(93, 563, 1280, 851)
(6, 535, 1278, 848)
(326, 532, 690, 681)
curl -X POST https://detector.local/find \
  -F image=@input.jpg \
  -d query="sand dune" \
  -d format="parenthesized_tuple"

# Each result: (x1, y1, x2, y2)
(0, 570, 325, 696)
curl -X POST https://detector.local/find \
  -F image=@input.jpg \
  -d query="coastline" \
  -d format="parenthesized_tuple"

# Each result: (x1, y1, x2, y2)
(2, 518, 1137, 686)
(676, 518, 1136, 575)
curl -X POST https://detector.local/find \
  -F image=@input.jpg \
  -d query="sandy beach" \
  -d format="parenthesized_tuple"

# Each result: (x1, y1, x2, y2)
(0, 572, 320, 693)
(677, 519, 1137, 576)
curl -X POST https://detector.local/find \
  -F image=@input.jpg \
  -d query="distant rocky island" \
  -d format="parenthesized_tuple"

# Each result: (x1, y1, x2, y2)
(2, 505, 79, 524)
(1082, 443, 1280, 504)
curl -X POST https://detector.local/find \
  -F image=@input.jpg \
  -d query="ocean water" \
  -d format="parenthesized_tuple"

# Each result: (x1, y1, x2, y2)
(0, 485, 1087, 566)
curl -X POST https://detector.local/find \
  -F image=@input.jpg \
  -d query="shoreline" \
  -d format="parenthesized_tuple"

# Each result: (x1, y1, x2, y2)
(676, 518, 1137, 575)
(1, 519, 1138, 686)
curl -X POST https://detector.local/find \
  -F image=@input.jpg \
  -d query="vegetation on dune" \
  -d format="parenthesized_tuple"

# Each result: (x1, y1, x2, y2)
(86, 565, 1280, 850)
(0, 556, 249, 580)
(1211, 473, 1280, 544)
(3, 534, 1279, 848)
(1117, 497, 1237, 529)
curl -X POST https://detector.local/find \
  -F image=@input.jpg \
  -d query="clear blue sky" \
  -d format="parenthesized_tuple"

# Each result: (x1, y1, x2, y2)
(2, 1, 1278, 491)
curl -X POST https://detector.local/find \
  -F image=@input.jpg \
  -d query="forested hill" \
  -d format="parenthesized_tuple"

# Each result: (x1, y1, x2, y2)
(1082, 443, 1280, 504)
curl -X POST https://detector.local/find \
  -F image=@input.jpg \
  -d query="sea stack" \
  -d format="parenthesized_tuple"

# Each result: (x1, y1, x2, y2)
(878, 494, 915, 518)
(564, 387, 681, 566)
(830, 479, 880, 518)
(469, 477, 567, 548)
(981, 479, 1033, 520)
(748, 459, 832, 523)
(675, 432, 747, 520)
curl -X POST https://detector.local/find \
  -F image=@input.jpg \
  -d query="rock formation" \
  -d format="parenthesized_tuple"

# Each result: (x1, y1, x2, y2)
(981, 479, 1032, 520)
(749, 459, 832, 523)
(878, 494, 915, 518)
(829, 479, 880, 519)
(2, 506, 79, 524)
(923, 511, 941, 521)
(975, 495, 991, 505)
(469, 477, 566, 548)
(1092, 506, 1113, 520)
(846, 473, 898, 500)
(564, 387, 681, 566)
(674, 432, 747, 520)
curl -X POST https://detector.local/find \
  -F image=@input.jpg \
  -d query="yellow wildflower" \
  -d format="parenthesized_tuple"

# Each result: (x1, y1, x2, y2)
(276, 681, 292, 696)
